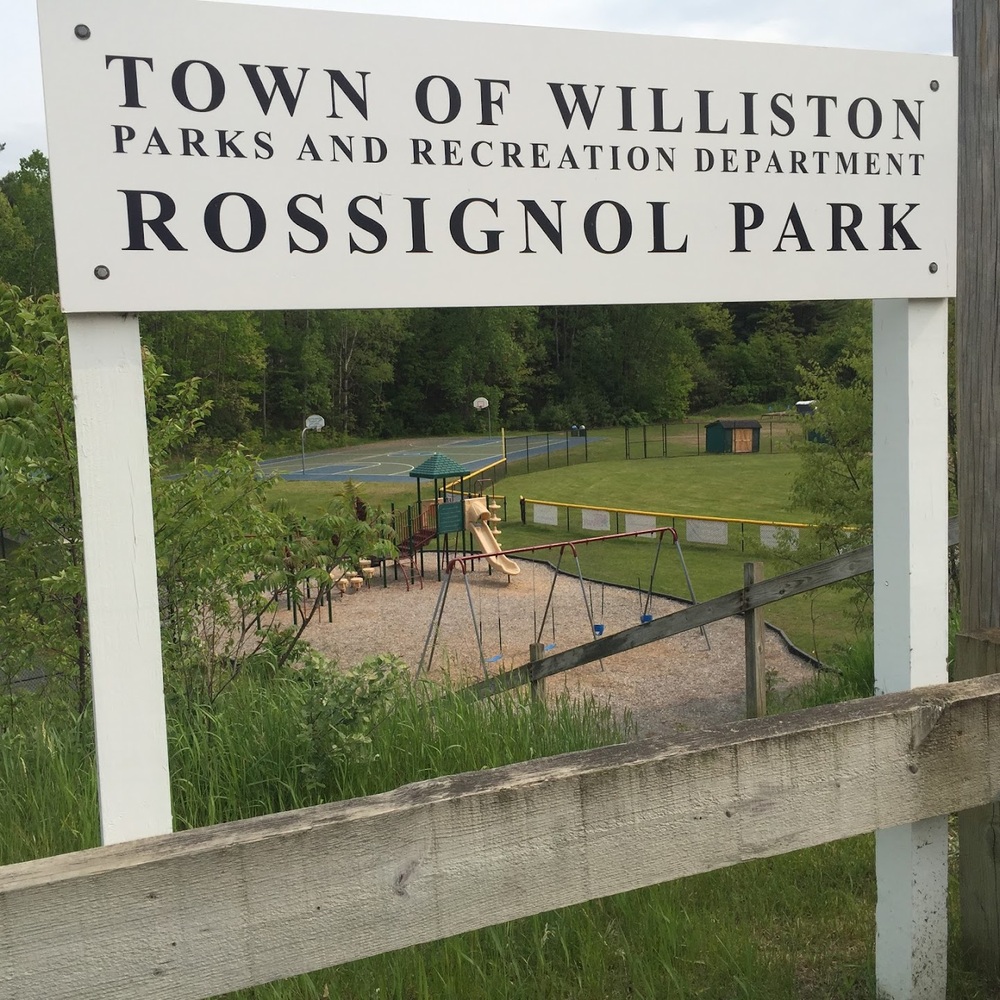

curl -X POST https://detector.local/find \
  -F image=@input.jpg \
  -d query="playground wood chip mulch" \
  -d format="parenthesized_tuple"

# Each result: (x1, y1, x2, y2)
(277, 561, 820, 740)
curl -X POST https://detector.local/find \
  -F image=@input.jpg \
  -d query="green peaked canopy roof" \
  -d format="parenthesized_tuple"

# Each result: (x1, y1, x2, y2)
(409, 453, 468, 478)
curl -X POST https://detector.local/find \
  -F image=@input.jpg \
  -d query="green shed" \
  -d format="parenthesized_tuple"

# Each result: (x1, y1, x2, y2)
(705, 418, 761, 454)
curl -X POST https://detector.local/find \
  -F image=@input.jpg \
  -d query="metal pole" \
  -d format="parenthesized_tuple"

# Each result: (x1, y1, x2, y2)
(675, 538, 710, 650)
(462, 570, 491, 679)
(417, 566, 454, 676)
(535, 549, 565, 645)
(644, 530, 666, 618)
(572, 550, 603, 671)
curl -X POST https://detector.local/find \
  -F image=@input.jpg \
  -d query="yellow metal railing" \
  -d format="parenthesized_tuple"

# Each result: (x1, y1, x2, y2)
(518, 496, 812, 531)
(443, 457, 509, 497)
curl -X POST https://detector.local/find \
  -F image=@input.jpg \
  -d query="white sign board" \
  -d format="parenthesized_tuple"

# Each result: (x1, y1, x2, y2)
(533, 504, 559, 526)
(37, 0, 956, 313)
(582, 508, 611, 533)
(686, 519, 729, 545)
(625, 513, 657, 539)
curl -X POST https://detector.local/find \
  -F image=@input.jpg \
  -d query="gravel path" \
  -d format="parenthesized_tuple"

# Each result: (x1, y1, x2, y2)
(283, 561, 820, 739)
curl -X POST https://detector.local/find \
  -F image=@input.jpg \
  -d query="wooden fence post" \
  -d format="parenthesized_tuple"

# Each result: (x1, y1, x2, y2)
(956, 0, 1000, 975)
(955, 630, 1000, 967)
(744, 562, 766, 719)
(529, 642, 546, 702)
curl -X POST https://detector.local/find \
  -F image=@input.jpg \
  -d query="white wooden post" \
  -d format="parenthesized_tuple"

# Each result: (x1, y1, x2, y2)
(872, 298, 950, 999)
(67, 313, 173, 844)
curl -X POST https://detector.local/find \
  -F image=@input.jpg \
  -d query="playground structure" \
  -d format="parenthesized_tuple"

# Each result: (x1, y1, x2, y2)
(417, 524, 705, 680)
(464, 496, 520, 576)
(385, 456, 519, 586)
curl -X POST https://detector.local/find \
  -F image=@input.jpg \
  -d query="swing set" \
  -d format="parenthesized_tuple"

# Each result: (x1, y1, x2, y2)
(416, 525, 707, 679)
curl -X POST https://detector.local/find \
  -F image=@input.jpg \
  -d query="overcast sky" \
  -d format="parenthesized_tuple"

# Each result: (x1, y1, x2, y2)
(3, 0, 951, 172)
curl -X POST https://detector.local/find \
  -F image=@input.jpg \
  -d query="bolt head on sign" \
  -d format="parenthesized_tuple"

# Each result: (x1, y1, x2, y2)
(305, 414, 325, 431)
(473, 397, 489, 411)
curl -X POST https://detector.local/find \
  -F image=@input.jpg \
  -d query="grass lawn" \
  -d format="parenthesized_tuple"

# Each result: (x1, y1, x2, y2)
(269, 478, 415, 519)
(505, 451, 810, 523)
(491, 451, 851, 658)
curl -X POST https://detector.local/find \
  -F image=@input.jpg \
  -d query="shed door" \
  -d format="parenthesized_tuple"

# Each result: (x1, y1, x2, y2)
(733, 428, 753, 453)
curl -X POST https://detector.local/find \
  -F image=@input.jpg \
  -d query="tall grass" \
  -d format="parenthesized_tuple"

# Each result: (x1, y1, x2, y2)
(782, 632, 875, 711)
(1, 662, 626, 866)
(0, 707, 100, 864)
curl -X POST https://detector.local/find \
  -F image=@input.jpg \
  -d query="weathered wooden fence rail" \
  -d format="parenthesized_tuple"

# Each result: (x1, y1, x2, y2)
(2, 673, 997, 1000)
(465, 518, 959, 701)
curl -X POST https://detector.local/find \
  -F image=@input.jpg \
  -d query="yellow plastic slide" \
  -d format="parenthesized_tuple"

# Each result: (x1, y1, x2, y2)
(464, 497, 520, 576)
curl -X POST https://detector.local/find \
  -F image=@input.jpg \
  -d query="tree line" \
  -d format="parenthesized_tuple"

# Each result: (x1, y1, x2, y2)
(1, 152, 868, 446)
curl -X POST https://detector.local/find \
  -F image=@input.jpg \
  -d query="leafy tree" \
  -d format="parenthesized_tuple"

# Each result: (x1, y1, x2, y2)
(0, 287, 88, 708)
(323, 309, 410, 435)
(532, 304, 701, 425)
(788, 320, 875, 623)
(0, 151, 57, 295)
(140, 311, 266, 444)
(675, 304, 736, 411)
(0, 194, 33, 294)
(581, 305, 698, 422)
(389, 307, 537, 434)
(257, 308, 411, 439)
(707, 302, 801, 406)
(0, 282, 395, 718)
(792, 330, 873, 550)
(258, 310, 311, 436)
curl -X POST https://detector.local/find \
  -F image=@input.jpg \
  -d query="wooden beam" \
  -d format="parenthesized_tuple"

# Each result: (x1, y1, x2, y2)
(744, 562, 766, 719)
(470, 517, 959, 701)
(3, 674, 1000, 1000)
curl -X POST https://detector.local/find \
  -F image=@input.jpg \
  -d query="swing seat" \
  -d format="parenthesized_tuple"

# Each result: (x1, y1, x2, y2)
(640, 614, 653, 624)
(544, 643, 556, 651)
(486, 653, 503, 663)
(592, 624, 605, 636)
